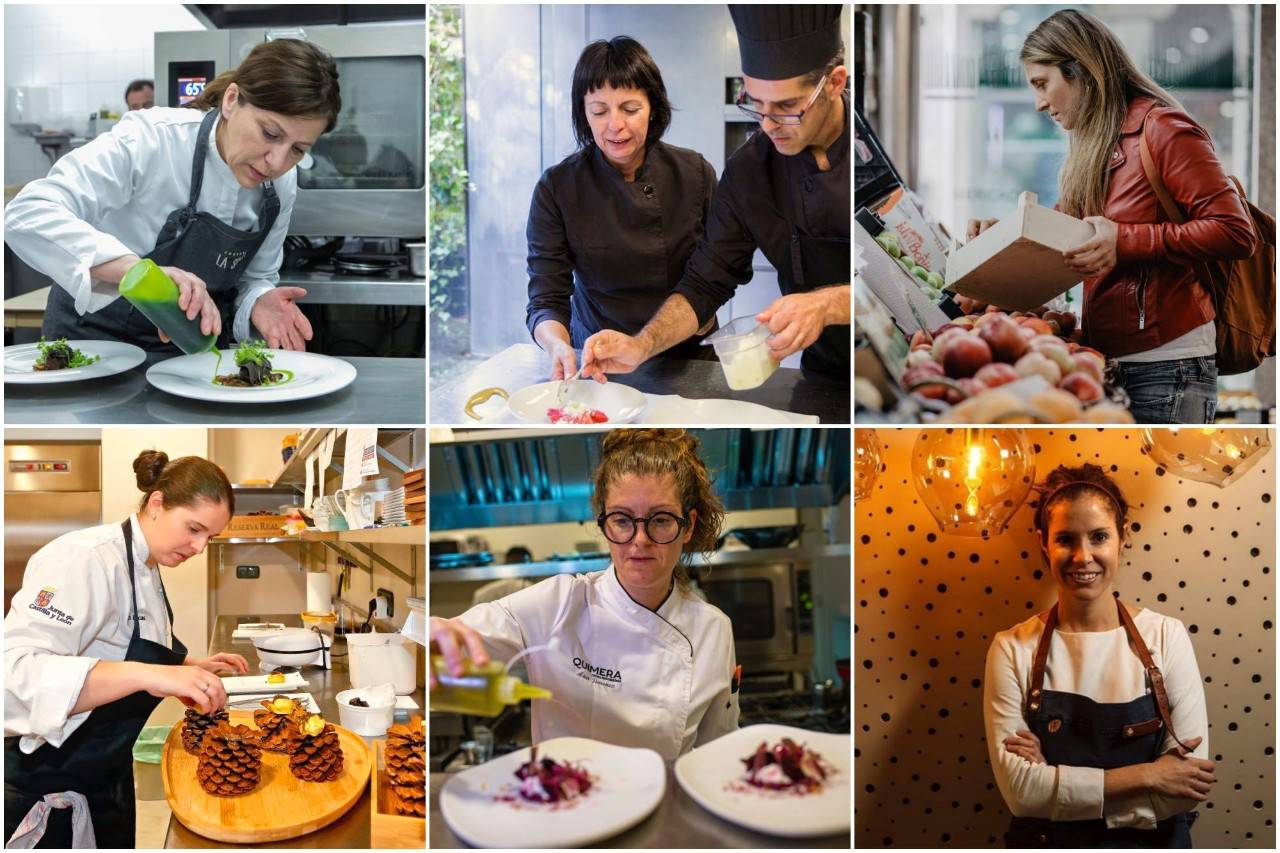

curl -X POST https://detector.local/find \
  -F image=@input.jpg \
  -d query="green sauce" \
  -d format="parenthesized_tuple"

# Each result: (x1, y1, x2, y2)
(210, 367, 295, 387)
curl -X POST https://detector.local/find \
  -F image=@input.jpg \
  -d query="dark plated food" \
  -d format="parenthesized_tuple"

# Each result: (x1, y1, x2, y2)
(512, 745, 594, 804)
(34, 337, 100, 371)
(215, 339, 286, 387)
(740, 738, 832, 794)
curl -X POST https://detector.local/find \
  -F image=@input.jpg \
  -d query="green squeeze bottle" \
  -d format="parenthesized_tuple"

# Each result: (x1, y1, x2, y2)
(430, 655, 552, 716)
(118, 259, 217, 355)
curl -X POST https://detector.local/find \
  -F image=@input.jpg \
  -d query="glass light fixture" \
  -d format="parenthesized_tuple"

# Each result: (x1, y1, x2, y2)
(854, 430, 883, 502)
(910, 428, 1035, 538)
(1141, 428, 1272, 487)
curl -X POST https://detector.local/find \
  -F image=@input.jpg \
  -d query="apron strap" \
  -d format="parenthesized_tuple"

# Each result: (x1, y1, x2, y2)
(185, 110, 219, 213)
(120, 519, 175, 643)
(1117, 598, 1194, 752)
(1026, 604, 1056, 716)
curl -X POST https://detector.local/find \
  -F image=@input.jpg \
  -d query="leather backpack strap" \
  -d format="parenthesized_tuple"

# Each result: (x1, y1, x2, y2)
(1026, 604, 1056, 717)
(1116, 598, 1194, 753)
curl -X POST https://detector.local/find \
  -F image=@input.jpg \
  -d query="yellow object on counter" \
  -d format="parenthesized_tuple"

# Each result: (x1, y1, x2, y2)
(267, 673, 286, 685)
(430, 655, 552, 716)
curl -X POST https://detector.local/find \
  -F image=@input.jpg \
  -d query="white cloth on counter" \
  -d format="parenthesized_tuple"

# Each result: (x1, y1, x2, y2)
(5, 516, 175, 753)
(456, 566, 740, 761)
(984, 607, 1209, 830)
(3, 107, 294, 342)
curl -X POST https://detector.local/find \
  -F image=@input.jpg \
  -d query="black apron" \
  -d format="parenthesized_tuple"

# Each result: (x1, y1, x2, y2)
(5, 520, 188, 849)
(42, 108, 281, 354)
(1005, 600, 1196, 848)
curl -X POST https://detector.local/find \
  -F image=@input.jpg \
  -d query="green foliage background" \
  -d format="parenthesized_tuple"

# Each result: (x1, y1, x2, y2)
(429, 5, 468, 346)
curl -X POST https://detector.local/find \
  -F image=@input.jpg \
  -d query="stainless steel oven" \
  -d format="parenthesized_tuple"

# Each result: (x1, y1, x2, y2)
(154, 22, 425, 238)
(698, 562, 813, 674)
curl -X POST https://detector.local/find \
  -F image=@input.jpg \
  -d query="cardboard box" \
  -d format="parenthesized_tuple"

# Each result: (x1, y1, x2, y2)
(874, 187, 952, 277)
(945, 192, 1095, 310)
(221, 515, 289, 538)
(855, 220, 950, 335)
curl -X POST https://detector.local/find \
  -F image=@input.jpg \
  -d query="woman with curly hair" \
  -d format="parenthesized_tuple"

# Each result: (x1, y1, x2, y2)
(429, 429, 738, 760)
(983, 464, 1214, 847)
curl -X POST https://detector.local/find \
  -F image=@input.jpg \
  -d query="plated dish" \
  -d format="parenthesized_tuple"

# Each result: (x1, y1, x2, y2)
(146, 348, 356, 403)
(4, 339, 145, 384)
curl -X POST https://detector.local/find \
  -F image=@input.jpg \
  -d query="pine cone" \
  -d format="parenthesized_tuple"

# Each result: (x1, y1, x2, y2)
(285, 714, 344, 783)
(385, 715, 426, 817)
(181, 707, 229, 755)
(197, 722, 262, 797)
(253, 695, 308, 753)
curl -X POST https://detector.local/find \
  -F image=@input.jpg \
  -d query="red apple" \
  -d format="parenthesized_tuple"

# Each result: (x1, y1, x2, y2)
(1015, 351, 1063, 386)
(903, 363, 948, 399)
(1059, 371, 1104, 404)
(932, 328, 968, 362)
(976, 315, 1029, 364)
(906, 348, 937, 369)
(946, 377, 987, 404)
(909, 329, 933, 349)
(974, 362, 1020, 388)
(942, 334, 993, 378)
(1072, 352, 1105, 383)
(1018, 316, 1054, 337)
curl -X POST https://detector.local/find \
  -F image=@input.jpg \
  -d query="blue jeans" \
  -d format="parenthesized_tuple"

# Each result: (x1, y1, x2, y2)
(1110, 356, 1218, 424)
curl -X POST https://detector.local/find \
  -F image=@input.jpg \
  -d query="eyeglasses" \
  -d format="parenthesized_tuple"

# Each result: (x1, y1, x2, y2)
(597, 511, 690, 545)
(736, 73, 829, 126)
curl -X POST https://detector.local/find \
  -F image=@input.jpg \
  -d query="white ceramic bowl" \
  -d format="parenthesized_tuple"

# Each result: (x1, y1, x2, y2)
(506, 380, 645, 424)
(335, 687, 395, 736)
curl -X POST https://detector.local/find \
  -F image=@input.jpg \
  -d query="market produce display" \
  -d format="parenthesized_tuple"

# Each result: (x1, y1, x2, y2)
(197, 721, 263, 797)
(899, 306, 1134, 424)
(740, 738, 834, 795)
(283, 714, 345, 783)
(385, 716, 426, 817)
(873, 232, 947, 304)
(253, 695, 309, 753)
(181, 707, 230, 755)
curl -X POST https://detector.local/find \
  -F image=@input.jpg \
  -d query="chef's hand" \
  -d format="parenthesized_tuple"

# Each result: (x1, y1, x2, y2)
(966, 218, 998, 241)
(547, 339, 578, 381)
(756, 291, 834, 361)
(429, 616, 489, 689)
(250, 287, 313, 351)
(1148, 736, 1216, 800)
(143, 663, 228, 714)
(580, 330, 649, 381)
(186, 653, 249, 676)
(157, 266, 221, 340)
(1063, 216, 1118, 278)
(1003, 729, 1046, 764)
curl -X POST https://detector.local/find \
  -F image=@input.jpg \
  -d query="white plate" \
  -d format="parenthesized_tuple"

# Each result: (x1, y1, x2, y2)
(220, 673, 309, 694)
(506, 381, 645, 424)
(674, 724, 851, 838)
(145, 349, 356, 403)
(440, 736, 665, 848)
(4, 340, 145, 384)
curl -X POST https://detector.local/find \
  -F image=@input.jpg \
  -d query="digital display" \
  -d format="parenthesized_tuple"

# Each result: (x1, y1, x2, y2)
(176, 77, 207, 106)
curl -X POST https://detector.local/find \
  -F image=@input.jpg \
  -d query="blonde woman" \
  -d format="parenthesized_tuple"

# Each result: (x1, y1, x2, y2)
(966, 10, 1256, 424)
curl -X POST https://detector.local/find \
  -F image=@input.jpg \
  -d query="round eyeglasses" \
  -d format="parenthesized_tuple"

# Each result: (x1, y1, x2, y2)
(597, 511, 690, 545)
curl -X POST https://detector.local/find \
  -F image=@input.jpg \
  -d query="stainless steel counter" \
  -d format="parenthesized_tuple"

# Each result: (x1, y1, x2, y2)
(3, 356, 425, 424)
(429, 763, 849, 848)
(276, 272, 425, 307)
(133, 613, 425, 849)
(428, 544, 853, 584)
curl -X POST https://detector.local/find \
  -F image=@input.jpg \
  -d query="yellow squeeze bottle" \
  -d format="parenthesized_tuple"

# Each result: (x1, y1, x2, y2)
(430, 655, 552, 716)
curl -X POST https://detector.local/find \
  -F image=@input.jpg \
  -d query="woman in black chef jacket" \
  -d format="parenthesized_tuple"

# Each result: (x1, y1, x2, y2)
(526, 36, 719, 379)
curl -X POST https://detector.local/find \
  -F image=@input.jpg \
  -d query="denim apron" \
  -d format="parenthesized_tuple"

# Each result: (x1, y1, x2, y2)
(42, 108, 281, 353)
(4, 520, 189, 848)
(1005, 599, 1196, 848)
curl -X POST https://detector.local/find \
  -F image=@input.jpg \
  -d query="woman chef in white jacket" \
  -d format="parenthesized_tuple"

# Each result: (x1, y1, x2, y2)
(4, 451, 248, 849)
(4, 38, 340, 353)
(430, 429, 740, 761)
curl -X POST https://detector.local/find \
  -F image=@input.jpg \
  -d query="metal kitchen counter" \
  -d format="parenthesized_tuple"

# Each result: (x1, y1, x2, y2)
(131, 613, 425, 849)
(428, 544, 853, 584)
(429, 762, 849, 848)
(430, 343, 850, 425)
(4, 356, 425, 424)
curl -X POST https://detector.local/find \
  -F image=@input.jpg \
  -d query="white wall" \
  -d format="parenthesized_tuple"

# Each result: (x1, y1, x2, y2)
(3, 3, 204, 186)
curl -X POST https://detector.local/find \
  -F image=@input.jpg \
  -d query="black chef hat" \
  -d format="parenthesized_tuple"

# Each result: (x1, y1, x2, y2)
(729, 4, 843, 81)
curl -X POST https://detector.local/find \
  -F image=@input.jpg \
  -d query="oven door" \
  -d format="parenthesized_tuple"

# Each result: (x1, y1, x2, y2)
(699, 563, 795, 669)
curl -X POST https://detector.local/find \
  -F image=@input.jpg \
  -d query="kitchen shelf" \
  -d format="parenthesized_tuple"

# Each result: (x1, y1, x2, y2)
(211, 536, 297, 545)
(272, 428, 418, 488)
(302, 527, 424, 546)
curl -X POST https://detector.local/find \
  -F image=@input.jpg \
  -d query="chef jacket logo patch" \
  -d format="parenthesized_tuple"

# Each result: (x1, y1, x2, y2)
(215, 249, 247, 271)
(29, 586, 74, 625)
(572, 656, 622, 689)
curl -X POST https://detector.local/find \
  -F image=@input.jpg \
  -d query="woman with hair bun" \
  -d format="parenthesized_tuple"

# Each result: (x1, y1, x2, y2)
(430, 428, 739, 760)
(4, 450, 245, 847)
(983, 464, 1214, 847)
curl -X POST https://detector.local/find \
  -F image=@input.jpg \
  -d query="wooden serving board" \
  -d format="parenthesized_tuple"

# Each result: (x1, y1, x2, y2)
(370, 739, 425, 848)
(161, 709, 372, 844)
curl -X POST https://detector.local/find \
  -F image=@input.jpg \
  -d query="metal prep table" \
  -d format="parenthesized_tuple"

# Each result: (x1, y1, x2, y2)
(3, 355, 425, 424)
(430, 343, 850, 425)
(132, 613, 425, 849)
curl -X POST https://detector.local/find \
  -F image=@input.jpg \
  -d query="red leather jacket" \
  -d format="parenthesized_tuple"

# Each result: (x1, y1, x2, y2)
(1081, 96, 1257, 356)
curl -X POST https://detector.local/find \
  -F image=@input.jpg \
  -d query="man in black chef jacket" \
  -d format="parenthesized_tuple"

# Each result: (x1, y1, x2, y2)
(580, 4, 850, 381)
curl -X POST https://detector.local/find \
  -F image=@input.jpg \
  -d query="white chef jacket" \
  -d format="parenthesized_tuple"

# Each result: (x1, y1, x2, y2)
(984, 607, 1209, 830)
(457, 566, 740, 761)
(4, 107, 295, 342)
(5, 516, 176, 754)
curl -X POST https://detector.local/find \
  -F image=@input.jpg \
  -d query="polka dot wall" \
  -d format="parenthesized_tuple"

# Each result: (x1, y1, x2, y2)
(854, 428, 1276, 849)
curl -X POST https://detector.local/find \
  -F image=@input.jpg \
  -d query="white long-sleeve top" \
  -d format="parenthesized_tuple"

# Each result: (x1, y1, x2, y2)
(4, 107, 294, 342)
(455, 567, 740, 761)
(984, 607, 1208, 829)
(5, 516, 175, 754)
